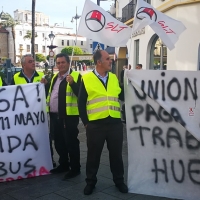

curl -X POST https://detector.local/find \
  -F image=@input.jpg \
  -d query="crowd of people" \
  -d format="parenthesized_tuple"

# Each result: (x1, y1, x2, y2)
(0, 50, 128, 195)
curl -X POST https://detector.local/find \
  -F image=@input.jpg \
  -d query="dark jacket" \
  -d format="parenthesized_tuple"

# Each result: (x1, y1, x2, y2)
(1, 77, 7, 86)
(49, 69, 81, 119)
(78, 71, 124, 126)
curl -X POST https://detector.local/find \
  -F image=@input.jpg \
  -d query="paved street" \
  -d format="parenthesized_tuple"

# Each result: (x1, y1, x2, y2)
(1, 122, 177, 200)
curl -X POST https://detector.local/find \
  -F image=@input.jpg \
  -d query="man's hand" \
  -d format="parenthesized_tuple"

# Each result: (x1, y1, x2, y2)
(40, 77, 48, 84)
(66, 74, 74, 85)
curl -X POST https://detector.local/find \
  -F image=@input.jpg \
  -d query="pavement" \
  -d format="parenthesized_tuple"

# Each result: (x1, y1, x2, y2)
(1, 122, 178, 200)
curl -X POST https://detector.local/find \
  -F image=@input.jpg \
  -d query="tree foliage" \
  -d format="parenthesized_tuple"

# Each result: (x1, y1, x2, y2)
(23, 30, 37, 40)
(61, 46, 83, 55)
(0, 12, 18, 27)
(36, 53, 46, 62)
(0, 12, 19, 63)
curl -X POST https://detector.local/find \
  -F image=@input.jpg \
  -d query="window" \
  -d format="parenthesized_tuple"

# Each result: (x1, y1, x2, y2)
(27, 45, 30, 52)
(25, 14, 28, 22)
(42, 33, 45, 38)
(144, 0, 151, 4)
(42, 46, 45, 53)
(35, 44, 38, 52)
(62, 40, 64, 46)
(19, 31, 22, 36)
(67, 40, 69, 46)
(81, 41, 83, 45)
(134, 39, 139, 67)
(152, 37, 167, 70)
(90, 44, 92, 48)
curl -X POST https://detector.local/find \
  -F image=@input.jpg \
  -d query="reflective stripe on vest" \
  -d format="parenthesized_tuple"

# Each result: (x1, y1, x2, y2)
(87, 105, 120, 114)
(14, 72, 44, 85)
(46, 71, 79, 115)
(82, 72, 121, 121)
(87, 96, 119, 105)
(66, 71, 79, 115)
(0, 77, 2, 86)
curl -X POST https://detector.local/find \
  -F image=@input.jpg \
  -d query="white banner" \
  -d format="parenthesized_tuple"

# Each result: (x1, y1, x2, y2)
(132, 0, 186, 50)
(125, 69, 200, 200)
(0, 83, 52, 182)
(78, 0, 131, 47)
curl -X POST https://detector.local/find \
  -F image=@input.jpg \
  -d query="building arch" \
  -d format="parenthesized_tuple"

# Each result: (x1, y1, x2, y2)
(116, 46, 128, 78)
(147, 34, 167, 70)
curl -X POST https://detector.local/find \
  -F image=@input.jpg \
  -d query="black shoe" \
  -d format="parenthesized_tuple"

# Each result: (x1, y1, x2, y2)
(50, 165, 69, 174)
(84, 184, 95, 195)
(63, 170, 80, 180)
(116, 183, 128, 193)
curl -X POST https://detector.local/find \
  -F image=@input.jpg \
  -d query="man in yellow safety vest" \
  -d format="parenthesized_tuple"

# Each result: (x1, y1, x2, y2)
(78, 50, 128, 195)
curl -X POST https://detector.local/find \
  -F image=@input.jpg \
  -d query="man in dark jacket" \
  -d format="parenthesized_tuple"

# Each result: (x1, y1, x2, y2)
(78, 50, 128, 195)
(47, 53, 81, 180)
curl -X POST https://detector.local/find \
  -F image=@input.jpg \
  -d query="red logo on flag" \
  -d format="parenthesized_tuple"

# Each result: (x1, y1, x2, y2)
(85, 10, 106, 32)
(136, 7, 157, 21)
(91, 11, 102, 22)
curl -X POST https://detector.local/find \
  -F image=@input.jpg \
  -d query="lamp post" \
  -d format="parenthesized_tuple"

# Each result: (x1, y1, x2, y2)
(71, 7, 81, 45)
(43, 36, 48, 57)
(47, 31, 57, 76)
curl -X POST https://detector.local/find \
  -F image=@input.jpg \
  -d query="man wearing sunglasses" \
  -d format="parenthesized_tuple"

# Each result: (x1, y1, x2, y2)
(11, 54, 45, 84)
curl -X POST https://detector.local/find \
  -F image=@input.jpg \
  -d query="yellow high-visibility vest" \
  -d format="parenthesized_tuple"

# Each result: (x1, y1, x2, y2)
(13, 71, 44, 84)
(82, 72, 121, 121)
(46, 71, 79, 115)
(0, 77, 2, 86)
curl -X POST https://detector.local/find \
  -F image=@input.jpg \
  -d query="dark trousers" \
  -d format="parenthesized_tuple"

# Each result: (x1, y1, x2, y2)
(86, 122, 124, 186)
(50, 113, 80, 171)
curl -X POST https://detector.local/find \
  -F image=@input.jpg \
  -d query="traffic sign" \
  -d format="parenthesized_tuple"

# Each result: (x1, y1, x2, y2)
(93, 42, 104, 53)
(49, 50, 54, 57)
(49, 57, 54, 67)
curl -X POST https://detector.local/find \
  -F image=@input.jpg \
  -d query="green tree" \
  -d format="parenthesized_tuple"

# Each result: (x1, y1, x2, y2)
(23, 30, 32, 40)
(36, 53, 46, 62)
(23, 30, 38, 40)
(0, 12, 19, 63)
(61, 46, 83, 55)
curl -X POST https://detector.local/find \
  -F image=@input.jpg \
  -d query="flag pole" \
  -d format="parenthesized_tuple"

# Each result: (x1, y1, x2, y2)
(128, 25, 134, 68)
(70, 37, 76, 68)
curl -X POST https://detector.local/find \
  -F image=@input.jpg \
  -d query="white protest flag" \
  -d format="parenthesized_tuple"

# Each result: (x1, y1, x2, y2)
(125, 70, 200, 200)
(132, 0, 186, 50)
(0, 83, 52, 182)
(78, 0, 131, 47)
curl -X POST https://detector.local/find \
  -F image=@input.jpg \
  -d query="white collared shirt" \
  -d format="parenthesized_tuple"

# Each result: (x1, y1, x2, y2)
(94, 69, 108, 85)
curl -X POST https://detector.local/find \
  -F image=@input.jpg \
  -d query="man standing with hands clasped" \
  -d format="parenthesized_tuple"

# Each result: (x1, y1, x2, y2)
(78, 50, 128, 195)
(46, 53, 81, 179)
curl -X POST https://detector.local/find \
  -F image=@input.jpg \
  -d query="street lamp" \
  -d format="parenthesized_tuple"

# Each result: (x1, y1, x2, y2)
(47, 31, 57, 76)
(71, 7, 81, 45)
(43, 36, 48, 56)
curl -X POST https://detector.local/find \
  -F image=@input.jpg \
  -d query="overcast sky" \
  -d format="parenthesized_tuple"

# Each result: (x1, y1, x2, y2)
(1, 0, 113, 33)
